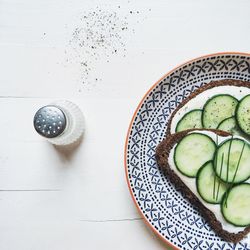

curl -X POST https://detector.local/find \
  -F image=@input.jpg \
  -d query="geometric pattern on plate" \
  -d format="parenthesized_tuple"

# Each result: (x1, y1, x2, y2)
(125, 53, 250, 250)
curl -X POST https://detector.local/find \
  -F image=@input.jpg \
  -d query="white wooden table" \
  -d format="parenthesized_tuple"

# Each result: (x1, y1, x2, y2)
(0, 0, 249, 249)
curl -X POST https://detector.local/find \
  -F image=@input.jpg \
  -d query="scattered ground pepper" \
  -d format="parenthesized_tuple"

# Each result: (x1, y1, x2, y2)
(65, 5, 147, 90)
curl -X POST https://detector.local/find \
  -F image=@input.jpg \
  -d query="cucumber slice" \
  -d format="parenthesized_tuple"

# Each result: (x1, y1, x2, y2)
(217, 116, 240, 135)
(221, 183, 250, 226)
(202, 94, 238, 129)
(214, 138, 250, 183)
(176, 109, 203, 132)
(236, 95, 250, 136)
(174, 133, 216, 177)
(196, 161, 228, 204)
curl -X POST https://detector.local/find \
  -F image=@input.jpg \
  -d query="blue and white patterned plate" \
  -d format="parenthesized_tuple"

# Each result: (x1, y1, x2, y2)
(125, 52, 250, 250)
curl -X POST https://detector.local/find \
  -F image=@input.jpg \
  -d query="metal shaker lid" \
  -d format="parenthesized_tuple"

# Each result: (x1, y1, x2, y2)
(33, 105, 67, 138)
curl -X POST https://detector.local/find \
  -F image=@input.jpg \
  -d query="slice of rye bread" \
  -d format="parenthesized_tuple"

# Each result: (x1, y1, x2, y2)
(166, 79, 250, 135)
(155, 128, 250, 243)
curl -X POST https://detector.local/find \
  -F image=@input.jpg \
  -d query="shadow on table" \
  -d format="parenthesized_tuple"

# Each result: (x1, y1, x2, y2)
(141, 218, 175, 250)
(52, 134, 84, 162)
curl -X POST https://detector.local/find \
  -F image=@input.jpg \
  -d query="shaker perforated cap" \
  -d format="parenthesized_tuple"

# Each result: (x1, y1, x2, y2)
(33, 105, 67, 138)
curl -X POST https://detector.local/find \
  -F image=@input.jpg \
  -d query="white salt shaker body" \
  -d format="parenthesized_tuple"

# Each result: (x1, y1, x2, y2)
(33, 100, 85, 145)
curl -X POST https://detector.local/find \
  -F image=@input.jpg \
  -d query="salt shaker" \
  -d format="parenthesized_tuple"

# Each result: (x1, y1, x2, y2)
(33, 100, 85, 145)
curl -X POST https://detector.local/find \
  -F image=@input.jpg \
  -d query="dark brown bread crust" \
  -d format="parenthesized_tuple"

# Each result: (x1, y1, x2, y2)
(166, 79, 250, 135)
(155, 129, 250, 243)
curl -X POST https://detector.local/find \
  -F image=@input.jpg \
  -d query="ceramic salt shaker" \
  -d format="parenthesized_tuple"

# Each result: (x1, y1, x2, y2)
(33, 100, 85, 145)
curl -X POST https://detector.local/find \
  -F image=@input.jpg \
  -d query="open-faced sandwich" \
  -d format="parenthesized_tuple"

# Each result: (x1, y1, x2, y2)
(156, 79, 250, 243)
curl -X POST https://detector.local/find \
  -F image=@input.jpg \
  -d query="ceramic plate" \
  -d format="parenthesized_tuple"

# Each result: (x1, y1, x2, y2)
(125, 52, 250, 250)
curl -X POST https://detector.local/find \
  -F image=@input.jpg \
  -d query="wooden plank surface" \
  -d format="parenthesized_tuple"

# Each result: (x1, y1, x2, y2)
(0, 0, 250, 249)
